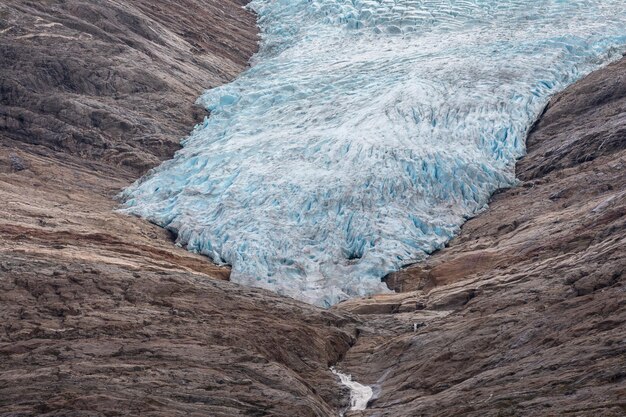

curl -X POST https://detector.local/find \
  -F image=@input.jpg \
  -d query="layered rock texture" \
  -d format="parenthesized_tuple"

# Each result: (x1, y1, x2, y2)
(1, 1, 625, 416)
(0, 0, 260, 282)
(0, 1, 358, 416)
(336, 57, 626, 416)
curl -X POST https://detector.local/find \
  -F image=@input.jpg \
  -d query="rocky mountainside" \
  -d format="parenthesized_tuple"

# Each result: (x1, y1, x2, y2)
(336, 57, 626, 416)
(1, 1, 625, 416)
(0, 2, 359, 416)
(0, 0, 260, 284)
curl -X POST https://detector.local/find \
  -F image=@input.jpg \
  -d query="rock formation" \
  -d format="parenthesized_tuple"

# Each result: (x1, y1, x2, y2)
(336, 57, 626, 416)
(1, 2, 357, 416)
(1, 1, 624, 416)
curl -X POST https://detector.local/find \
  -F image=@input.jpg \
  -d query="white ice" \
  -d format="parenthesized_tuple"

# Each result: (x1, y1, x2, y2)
(121, 0, 626, 307)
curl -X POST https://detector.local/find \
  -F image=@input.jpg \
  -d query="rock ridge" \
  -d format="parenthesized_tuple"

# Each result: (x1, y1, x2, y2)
(0, 2, 360, 416)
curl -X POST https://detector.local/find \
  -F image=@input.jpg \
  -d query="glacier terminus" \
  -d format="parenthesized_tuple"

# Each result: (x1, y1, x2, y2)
(121, 0, 626, 307)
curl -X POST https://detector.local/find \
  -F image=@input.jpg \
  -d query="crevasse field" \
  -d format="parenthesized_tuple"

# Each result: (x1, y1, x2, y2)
(122, 0, 626, 307)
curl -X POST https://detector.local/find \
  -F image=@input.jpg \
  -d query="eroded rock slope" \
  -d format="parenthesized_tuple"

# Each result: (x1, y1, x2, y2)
(0, 2, 359, 416)
(0, 0, 261, 282)
(1, 1, 624, 416)
(335, 57, 626, 417)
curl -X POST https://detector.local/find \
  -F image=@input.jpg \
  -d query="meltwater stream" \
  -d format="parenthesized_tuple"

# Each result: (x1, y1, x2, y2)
(331, 367, 373, 413)
(122, 0, 626, 307)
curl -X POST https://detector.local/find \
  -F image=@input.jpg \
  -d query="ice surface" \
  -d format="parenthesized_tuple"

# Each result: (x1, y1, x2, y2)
(121, 0, 626, 307)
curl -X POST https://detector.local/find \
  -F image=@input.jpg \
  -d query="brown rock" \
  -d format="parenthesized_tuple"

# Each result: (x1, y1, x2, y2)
(0, 0, 257, 172)
(0, 0, 261, 282)
(2, 1, 625, 416)
(1, 253, 358, 416)
(0, 2, 359, 416)
(335, 58, 626, 416)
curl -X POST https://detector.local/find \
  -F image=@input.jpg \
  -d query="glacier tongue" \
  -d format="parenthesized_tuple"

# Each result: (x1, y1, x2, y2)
(121, 0, 626, 307)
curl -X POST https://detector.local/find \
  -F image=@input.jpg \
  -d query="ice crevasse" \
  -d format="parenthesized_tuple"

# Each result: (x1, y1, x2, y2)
(122, 0, 626, 307)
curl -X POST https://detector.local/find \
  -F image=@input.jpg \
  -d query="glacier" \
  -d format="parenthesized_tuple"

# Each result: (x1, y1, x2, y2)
(121, 0, 626, 307)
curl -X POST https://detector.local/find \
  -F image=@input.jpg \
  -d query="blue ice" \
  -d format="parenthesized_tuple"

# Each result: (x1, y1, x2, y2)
(122, 0, 626, 307)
